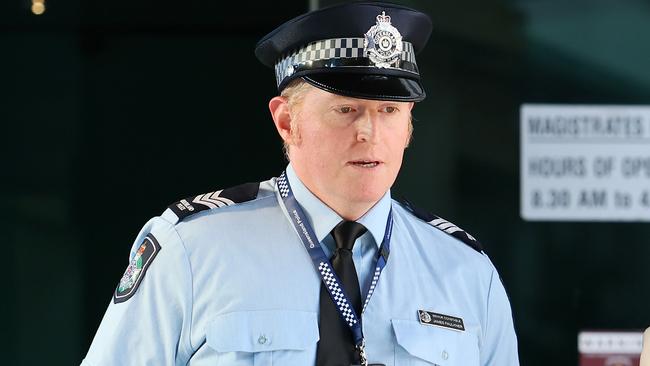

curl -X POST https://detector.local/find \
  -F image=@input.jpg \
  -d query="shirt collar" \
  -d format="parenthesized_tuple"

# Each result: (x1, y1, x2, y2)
(285, 164, 391, 248)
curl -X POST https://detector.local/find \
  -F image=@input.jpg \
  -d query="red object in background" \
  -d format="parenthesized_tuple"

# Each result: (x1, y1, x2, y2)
(579, 331, 643, 366)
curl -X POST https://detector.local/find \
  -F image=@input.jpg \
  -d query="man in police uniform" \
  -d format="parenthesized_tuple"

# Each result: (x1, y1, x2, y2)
(82, 2, 519, 365)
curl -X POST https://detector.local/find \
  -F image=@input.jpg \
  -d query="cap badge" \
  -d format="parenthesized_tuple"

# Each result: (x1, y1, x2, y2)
(363, 11, 403, 68)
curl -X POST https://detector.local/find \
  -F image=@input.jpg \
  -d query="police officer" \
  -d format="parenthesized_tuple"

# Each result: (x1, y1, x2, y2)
(82, 2, 519, 365)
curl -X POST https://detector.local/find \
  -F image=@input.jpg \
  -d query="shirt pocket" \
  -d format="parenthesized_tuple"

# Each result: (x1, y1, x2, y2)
(206, 310, 319, 366)
(392, 319, 479, 366)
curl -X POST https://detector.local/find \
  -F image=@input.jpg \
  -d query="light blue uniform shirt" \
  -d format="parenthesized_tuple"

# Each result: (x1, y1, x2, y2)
(82, 165, 519, 365)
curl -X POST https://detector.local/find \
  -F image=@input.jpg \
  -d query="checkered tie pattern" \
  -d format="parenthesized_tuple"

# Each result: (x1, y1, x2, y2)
(276, 172, 289, 198)
(318, 261, 357, 326)
(274, 37, 416, 86)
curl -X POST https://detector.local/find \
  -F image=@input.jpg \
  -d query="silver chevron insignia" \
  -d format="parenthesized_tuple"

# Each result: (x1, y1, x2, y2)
(192, 190, 236, 208)
(428, 218, 477, 242)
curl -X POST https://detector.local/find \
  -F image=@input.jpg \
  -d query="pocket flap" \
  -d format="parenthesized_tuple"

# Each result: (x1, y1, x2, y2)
(206, 310, 319, 353)
(392, 319, 478, 365)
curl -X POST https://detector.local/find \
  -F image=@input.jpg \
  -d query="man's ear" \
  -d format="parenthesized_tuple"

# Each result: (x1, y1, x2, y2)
(405, 102, 415, 148)
(269, 96, 294, 144)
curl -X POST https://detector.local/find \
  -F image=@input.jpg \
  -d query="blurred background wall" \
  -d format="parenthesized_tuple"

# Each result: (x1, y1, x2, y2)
(1, 0, 649, 364)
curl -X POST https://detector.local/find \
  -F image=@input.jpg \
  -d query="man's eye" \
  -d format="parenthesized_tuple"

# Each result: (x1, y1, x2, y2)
(339, 106, 353, 113)
(383, 106, 398, 113)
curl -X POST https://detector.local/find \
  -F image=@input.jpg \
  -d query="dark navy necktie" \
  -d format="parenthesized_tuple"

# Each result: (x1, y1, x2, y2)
(316, 221, 367, 366)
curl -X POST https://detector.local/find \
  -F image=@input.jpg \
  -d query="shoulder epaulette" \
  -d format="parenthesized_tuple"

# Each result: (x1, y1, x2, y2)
(163, 182, 260, 224)
(399, 199, 483, 253)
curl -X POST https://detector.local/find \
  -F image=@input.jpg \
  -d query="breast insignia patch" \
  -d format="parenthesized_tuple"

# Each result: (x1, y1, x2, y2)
(166, 182, 260, 224)
(114, 234, 161, 304)
(399, 198, 483, 253)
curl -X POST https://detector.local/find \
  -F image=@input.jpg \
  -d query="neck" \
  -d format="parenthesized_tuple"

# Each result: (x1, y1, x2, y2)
(319, 196, 377, 221)
(287, 163, 386, 221)
(300, 180, 381, 221)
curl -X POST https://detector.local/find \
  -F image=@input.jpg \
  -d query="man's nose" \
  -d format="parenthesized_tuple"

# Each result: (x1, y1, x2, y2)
(356, 111, 378, 143)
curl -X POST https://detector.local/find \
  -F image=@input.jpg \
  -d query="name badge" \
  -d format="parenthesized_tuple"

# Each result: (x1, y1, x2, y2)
(418, 310, 465, 332)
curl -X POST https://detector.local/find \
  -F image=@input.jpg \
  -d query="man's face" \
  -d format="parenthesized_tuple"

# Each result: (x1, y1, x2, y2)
(287, 85, 413, 213)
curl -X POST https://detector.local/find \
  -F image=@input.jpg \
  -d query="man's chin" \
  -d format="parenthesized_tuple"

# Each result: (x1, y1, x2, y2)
(345, 188, 388, 207)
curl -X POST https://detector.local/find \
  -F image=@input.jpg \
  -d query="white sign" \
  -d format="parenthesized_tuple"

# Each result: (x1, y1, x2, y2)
(578, 331, 643, 355)
(521, 104, 650, 221)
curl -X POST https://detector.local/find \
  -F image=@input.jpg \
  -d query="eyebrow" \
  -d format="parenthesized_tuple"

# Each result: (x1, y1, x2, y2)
(328, 96, 357, 104)
(326, 95, 406, 107)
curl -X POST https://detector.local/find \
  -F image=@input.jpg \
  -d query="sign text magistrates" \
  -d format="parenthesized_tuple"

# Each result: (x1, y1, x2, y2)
(521, 105, 650, 221)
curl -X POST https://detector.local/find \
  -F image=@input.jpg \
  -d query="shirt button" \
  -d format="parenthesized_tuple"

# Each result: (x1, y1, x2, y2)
(258, 335, 268, 345)
(442, 350, 449, 360)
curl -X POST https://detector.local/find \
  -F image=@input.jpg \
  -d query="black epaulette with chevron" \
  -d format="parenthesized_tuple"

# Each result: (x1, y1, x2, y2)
(165, 182, 260, 224)
(399, 199, 483, 253)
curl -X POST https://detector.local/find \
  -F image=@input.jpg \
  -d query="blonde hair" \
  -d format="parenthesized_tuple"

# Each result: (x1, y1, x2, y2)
(280, 79, 312, 160)
(278, 78, 414, 160)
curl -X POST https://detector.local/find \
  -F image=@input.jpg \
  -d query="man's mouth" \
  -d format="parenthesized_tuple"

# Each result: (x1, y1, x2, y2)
(349, 160, 381, 168)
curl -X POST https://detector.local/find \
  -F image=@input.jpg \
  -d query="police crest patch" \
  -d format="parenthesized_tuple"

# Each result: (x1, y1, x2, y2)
(114, 233, 161, 304)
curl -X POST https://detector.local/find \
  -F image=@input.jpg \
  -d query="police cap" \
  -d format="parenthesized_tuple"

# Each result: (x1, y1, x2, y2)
(255, 2, 433, 102)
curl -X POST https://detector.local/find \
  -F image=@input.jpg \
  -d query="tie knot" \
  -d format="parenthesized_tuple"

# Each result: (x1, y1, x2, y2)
(331, 221, 367, 251)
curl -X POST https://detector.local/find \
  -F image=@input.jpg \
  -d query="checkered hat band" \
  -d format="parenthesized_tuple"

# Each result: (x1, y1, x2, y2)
(274, 37, 417, 87)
